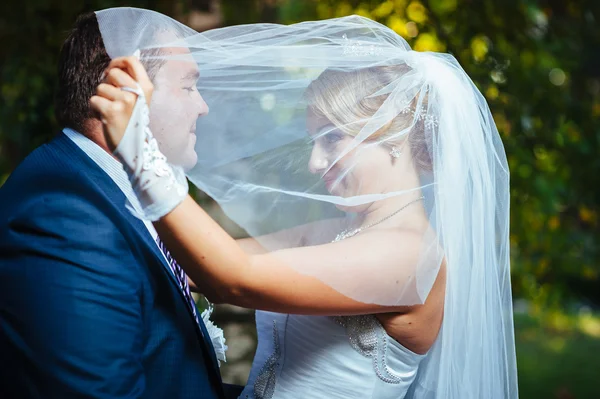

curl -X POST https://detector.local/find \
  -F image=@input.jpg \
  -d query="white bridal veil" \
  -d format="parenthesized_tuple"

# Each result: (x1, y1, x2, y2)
(96, 7, 518, 398)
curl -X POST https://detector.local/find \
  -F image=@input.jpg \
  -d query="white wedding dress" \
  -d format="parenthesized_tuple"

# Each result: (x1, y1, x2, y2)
(239, 311, 425, 399)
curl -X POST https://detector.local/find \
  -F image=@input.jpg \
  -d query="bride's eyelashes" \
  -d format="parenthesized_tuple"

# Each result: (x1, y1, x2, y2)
(311, 126, 345, 147)
(324, 132, 343, 145)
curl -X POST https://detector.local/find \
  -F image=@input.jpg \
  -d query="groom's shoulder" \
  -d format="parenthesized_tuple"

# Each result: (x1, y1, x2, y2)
(4, 135, 70, 182)
(0, 134, 102, 218)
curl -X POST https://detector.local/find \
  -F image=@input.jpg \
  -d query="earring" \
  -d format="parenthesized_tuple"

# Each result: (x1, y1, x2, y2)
(390, 146, 402, 159)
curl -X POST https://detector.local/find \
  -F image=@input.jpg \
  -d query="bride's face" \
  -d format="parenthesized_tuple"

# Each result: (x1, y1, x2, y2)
(306, 110, 395, 213)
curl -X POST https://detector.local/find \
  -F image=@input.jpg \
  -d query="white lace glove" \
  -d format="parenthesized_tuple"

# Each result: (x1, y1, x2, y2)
(113, 85, 189, 221)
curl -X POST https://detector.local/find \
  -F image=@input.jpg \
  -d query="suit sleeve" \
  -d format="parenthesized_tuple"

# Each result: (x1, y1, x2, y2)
(0, 192, 146, 398)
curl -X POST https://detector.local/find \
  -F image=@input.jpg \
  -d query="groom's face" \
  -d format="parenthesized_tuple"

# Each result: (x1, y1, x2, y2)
(148, 48, 208, 171)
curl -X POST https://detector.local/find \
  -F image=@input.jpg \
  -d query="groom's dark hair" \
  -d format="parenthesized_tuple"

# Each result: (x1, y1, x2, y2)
(55, 12, 166, 136)
(55, 12, 110, 135)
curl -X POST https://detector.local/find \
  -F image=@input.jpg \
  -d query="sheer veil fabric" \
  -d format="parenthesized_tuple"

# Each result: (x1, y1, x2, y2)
(96, 7, 518, 398)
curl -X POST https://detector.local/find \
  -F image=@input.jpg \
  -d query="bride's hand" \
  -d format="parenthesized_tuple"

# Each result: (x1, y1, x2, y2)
(90, 56, 154, 151)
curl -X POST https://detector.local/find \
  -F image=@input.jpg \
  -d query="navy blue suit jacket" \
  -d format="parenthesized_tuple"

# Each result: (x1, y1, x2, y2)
(0, 133, 227, 398)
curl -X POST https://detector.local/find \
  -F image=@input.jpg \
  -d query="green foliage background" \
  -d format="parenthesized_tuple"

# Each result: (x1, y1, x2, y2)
(1, 0, 599, 396)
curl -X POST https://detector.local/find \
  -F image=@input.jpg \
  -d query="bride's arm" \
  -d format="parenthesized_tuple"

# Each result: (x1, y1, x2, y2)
(189, 220, 340, 290)
(235, 216, 345, 255)
(90, 57, 419, 315)
(157, 196, 418, 315)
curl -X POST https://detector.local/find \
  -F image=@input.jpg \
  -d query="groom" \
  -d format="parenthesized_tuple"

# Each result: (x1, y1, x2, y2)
(0, 12, 238, 399)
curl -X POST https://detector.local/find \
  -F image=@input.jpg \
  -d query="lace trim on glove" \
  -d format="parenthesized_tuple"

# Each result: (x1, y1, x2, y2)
(134, 95, 180, 193)
(115, 83, 189, 221)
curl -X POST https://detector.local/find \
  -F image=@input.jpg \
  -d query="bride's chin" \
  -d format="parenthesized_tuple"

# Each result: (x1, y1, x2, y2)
(334, 205, 351, 214)
(333, 199, 359, 214)
(336, 205, 363, 214)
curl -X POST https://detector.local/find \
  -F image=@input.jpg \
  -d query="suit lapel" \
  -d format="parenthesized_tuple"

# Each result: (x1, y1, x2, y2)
(51, 133, 223, 382)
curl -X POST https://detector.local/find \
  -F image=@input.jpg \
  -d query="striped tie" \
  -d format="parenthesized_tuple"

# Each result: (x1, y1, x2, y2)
(156, 237, 199, 324)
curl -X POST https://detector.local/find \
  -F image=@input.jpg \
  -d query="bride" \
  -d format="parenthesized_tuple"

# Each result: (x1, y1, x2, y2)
(91, 8, 517, 398)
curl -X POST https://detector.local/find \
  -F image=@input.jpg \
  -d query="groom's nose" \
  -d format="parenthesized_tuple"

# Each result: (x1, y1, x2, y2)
(194, 91, 209, 117)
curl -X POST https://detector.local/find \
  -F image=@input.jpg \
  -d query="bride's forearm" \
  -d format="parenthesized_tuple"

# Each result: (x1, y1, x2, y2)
(236, 237, 268, 254)
(154, 196, 251, 303)
(154, 196, 419, 315)
(154, 196, 315, 308)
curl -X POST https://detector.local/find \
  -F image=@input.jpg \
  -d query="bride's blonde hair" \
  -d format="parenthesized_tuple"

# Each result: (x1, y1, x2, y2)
(305, 65, 434, 171)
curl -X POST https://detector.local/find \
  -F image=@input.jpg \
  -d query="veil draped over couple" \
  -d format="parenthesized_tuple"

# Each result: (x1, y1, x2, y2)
(96, 6, 517, 398)
(0, 6, 517, 399)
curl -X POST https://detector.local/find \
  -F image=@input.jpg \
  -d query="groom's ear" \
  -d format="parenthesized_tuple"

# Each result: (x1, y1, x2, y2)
(55, 12, 111, 137)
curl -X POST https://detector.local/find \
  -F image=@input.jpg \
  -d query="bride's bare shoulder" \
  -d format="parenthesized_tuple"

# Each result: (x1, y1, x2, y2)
(359, 227, 429, 257)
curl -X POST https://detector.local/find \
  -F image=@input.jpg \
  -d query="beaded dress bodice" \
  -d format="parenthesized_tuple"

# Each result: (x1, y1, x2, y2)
(239, 311, 425, 399)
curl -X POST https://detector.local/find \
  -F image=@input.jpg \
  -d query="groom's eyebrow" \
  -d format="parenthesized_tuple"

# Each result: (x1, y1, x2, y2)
(182, 70, 200, 81)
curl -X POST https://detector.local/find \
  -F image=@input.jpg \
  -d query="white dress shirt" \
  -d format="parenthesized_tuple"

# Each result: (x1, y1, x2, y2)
(63, 128, 163, 252)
